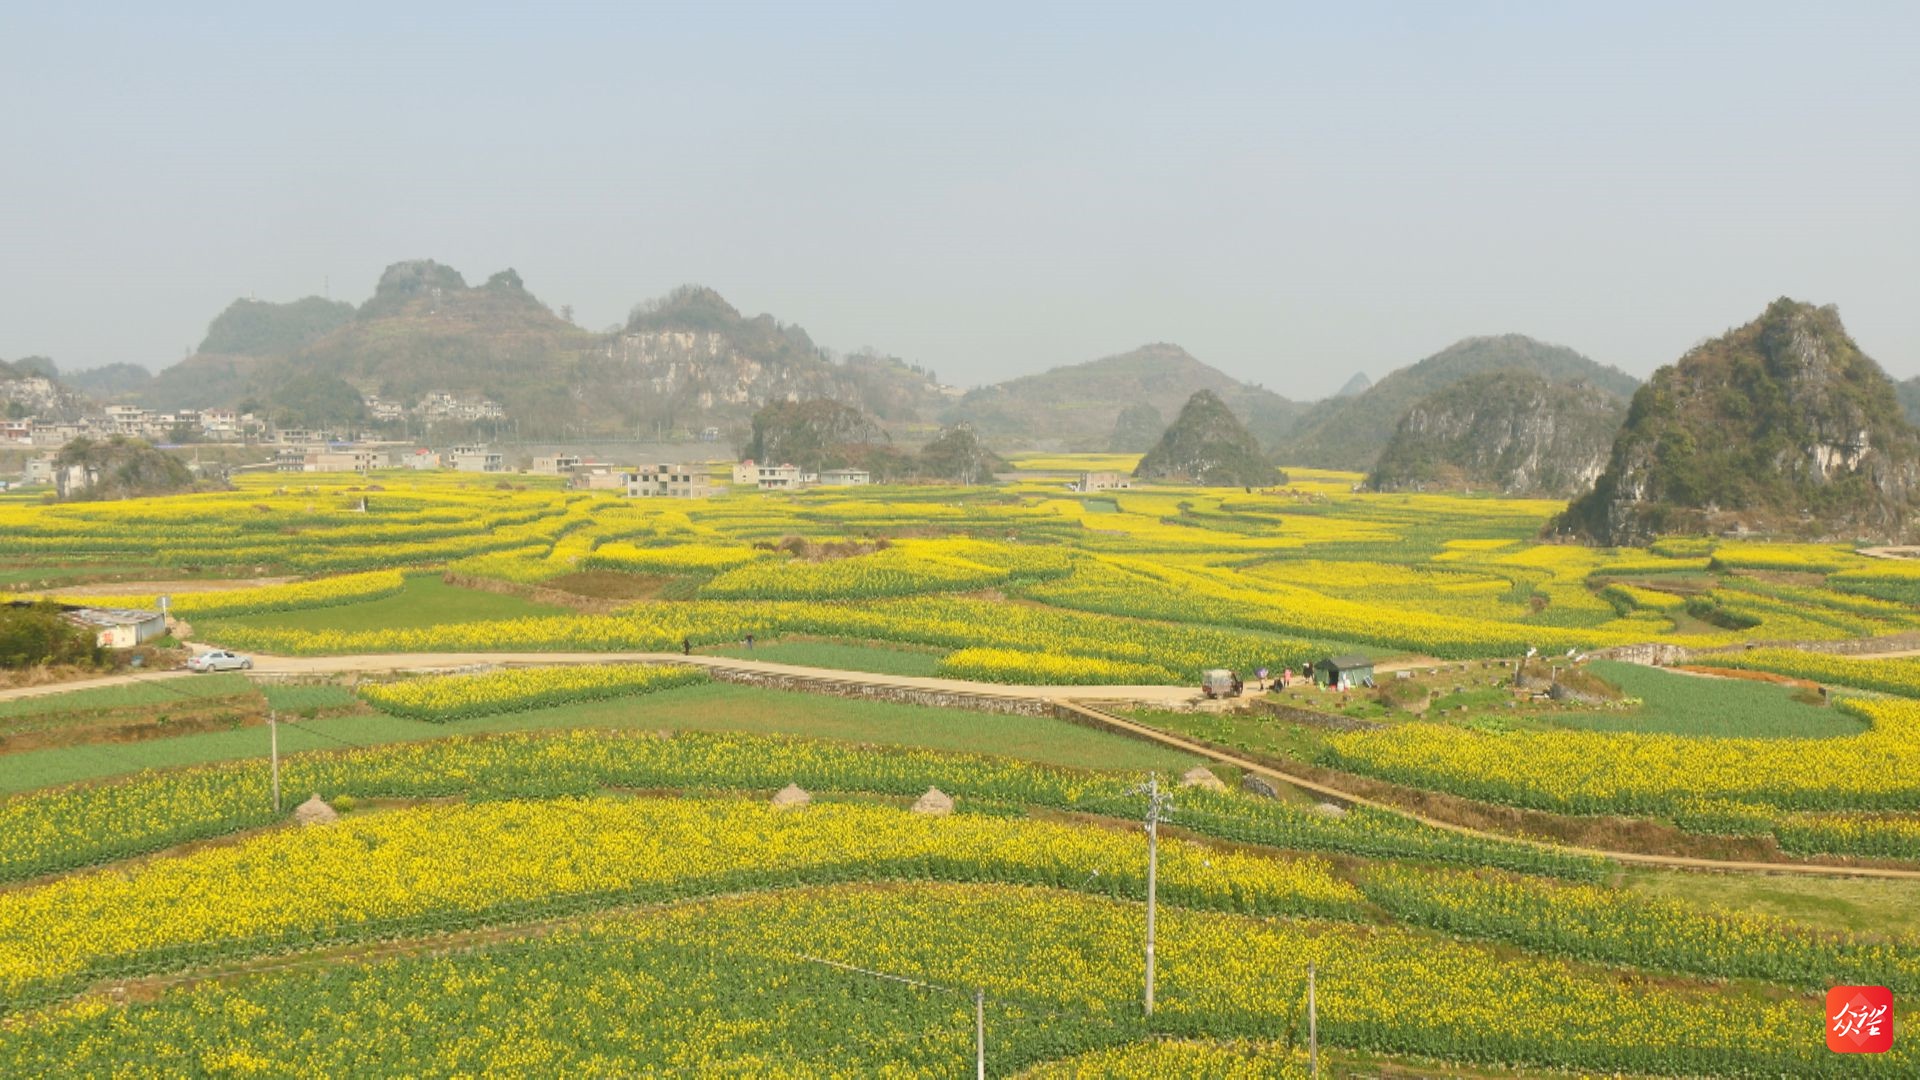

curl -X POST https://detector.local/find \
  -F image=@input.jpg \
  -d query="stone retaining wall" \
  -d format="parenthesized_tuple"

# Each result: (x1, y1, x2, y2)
(1591, 643, 1693, 666)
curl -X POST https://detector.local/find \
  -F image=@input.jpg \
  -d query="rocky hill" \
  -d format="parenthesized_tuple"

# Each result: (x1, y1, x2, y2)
(743, 398, 889, 471)
(947, 344, 1304, 452)
(133, 261, 591, 420)
(127, 267, 949, 439)
(1557, 299, 1920, 545)
(1367, 372, 1627, 496)
(1133, 390, 1281, 487)
(585, 286, 947, 434)
(1276, 335, 1637, 470)
(0, 357, 91, 421)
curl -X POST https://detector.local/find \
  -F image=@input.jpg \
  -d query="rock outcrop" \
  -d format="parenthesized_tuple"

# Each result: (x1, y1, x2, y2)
(1368, 372, 1627, 496)
(1557, 299, 1920, 545)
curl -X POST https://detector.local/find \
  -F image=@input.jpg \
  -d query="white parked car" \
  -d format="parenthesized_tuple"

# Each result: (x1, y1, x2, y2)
(187, 650, 253, 672)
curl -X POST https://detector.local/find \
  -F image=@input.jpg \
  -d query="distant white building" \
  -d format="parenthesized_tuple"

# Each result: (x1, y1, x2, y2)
(756, 463, 802, 491)
(62, 607, 167, 649)
(570, 466, 628, 491)
(304, 447, 394, 472)
(1069, 471, 1131, 493)
(819, 468, 870, 487)
(274, 428, 330, 447)
(104, 405, 148, 436)
(202, 409, 240, 439)
(400, 448, 441, 470)
(420, 392, 506, 422)
(449, 446, 505, 473)
(364, 396, 406, 422)
(626, 463, 716, 499)
(731, 460, 759, 485)
(0, 420, 31, 445)
(532, 455, 582, 475)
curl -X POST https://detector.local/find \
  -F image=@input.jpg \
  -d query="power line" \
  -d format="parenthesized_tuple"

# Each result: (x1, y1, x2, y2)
(790, 953, 966, 997)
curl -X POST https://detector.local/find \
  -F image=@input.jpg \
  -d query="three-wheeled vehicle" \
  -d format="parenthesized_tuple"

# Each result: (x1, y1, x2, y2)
(1201, 668, 1242, 699)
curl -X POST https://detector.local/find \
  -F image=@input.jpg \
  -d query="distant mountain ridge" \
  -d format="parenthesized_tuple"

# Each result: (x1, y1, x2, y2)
(1277, 335, 1638, 470)
(113, 264, 950, 440)
(946, 343, 1305, 452)
(1558, 299, 1920, 545)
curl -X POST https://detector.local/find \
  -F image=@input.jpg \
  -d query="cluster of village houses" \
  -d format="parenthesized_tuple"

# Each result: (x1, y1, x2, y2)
(536, 457, 872, 499)
(0, 392, 507, 451)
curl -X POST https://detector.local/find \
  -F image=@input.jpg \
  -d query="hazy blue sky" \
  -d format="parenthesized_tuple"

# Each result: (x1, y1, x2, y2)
(3, 2, 1915, 396)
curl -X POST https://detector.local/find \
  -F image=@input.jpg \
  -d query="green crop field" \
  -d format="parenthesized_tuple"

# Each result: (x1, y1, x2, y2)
(706, 637, 946, 676)
(0, 673, 255, 721)
(1557, 660, 1864, 739)
(213, 573, 569, 634)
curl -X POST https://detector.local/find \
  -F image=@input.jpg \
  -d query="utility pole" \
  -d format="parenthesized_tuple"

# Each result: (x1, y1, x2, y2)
(974, 986, 986, 1080)
(1307, 961, 1318, 1078)
(1128, 772, 1173, 1017)
(269, 709, 281, 813)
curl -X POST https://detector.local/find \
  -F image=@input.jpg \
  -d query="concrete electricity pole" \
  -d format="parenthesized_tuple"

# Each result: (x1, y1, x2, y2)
(269, 709, 281, 813)
(1129, 773, 1173, 1016)
(1308, 960, 1319, 1077)
(974, 986, 986, 1080)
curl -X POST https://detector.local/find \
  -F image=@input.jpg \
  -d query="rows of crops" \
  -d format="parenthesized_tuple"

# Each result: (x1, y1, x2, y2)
(356, 663, 705, 721)
(1318, 695, 1920, 816)
(0, 875, 1895, 1077)
(0, 729, 1606, 884)
(0, 797, 1365, 1006)
(12, 471, 1913, 678)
